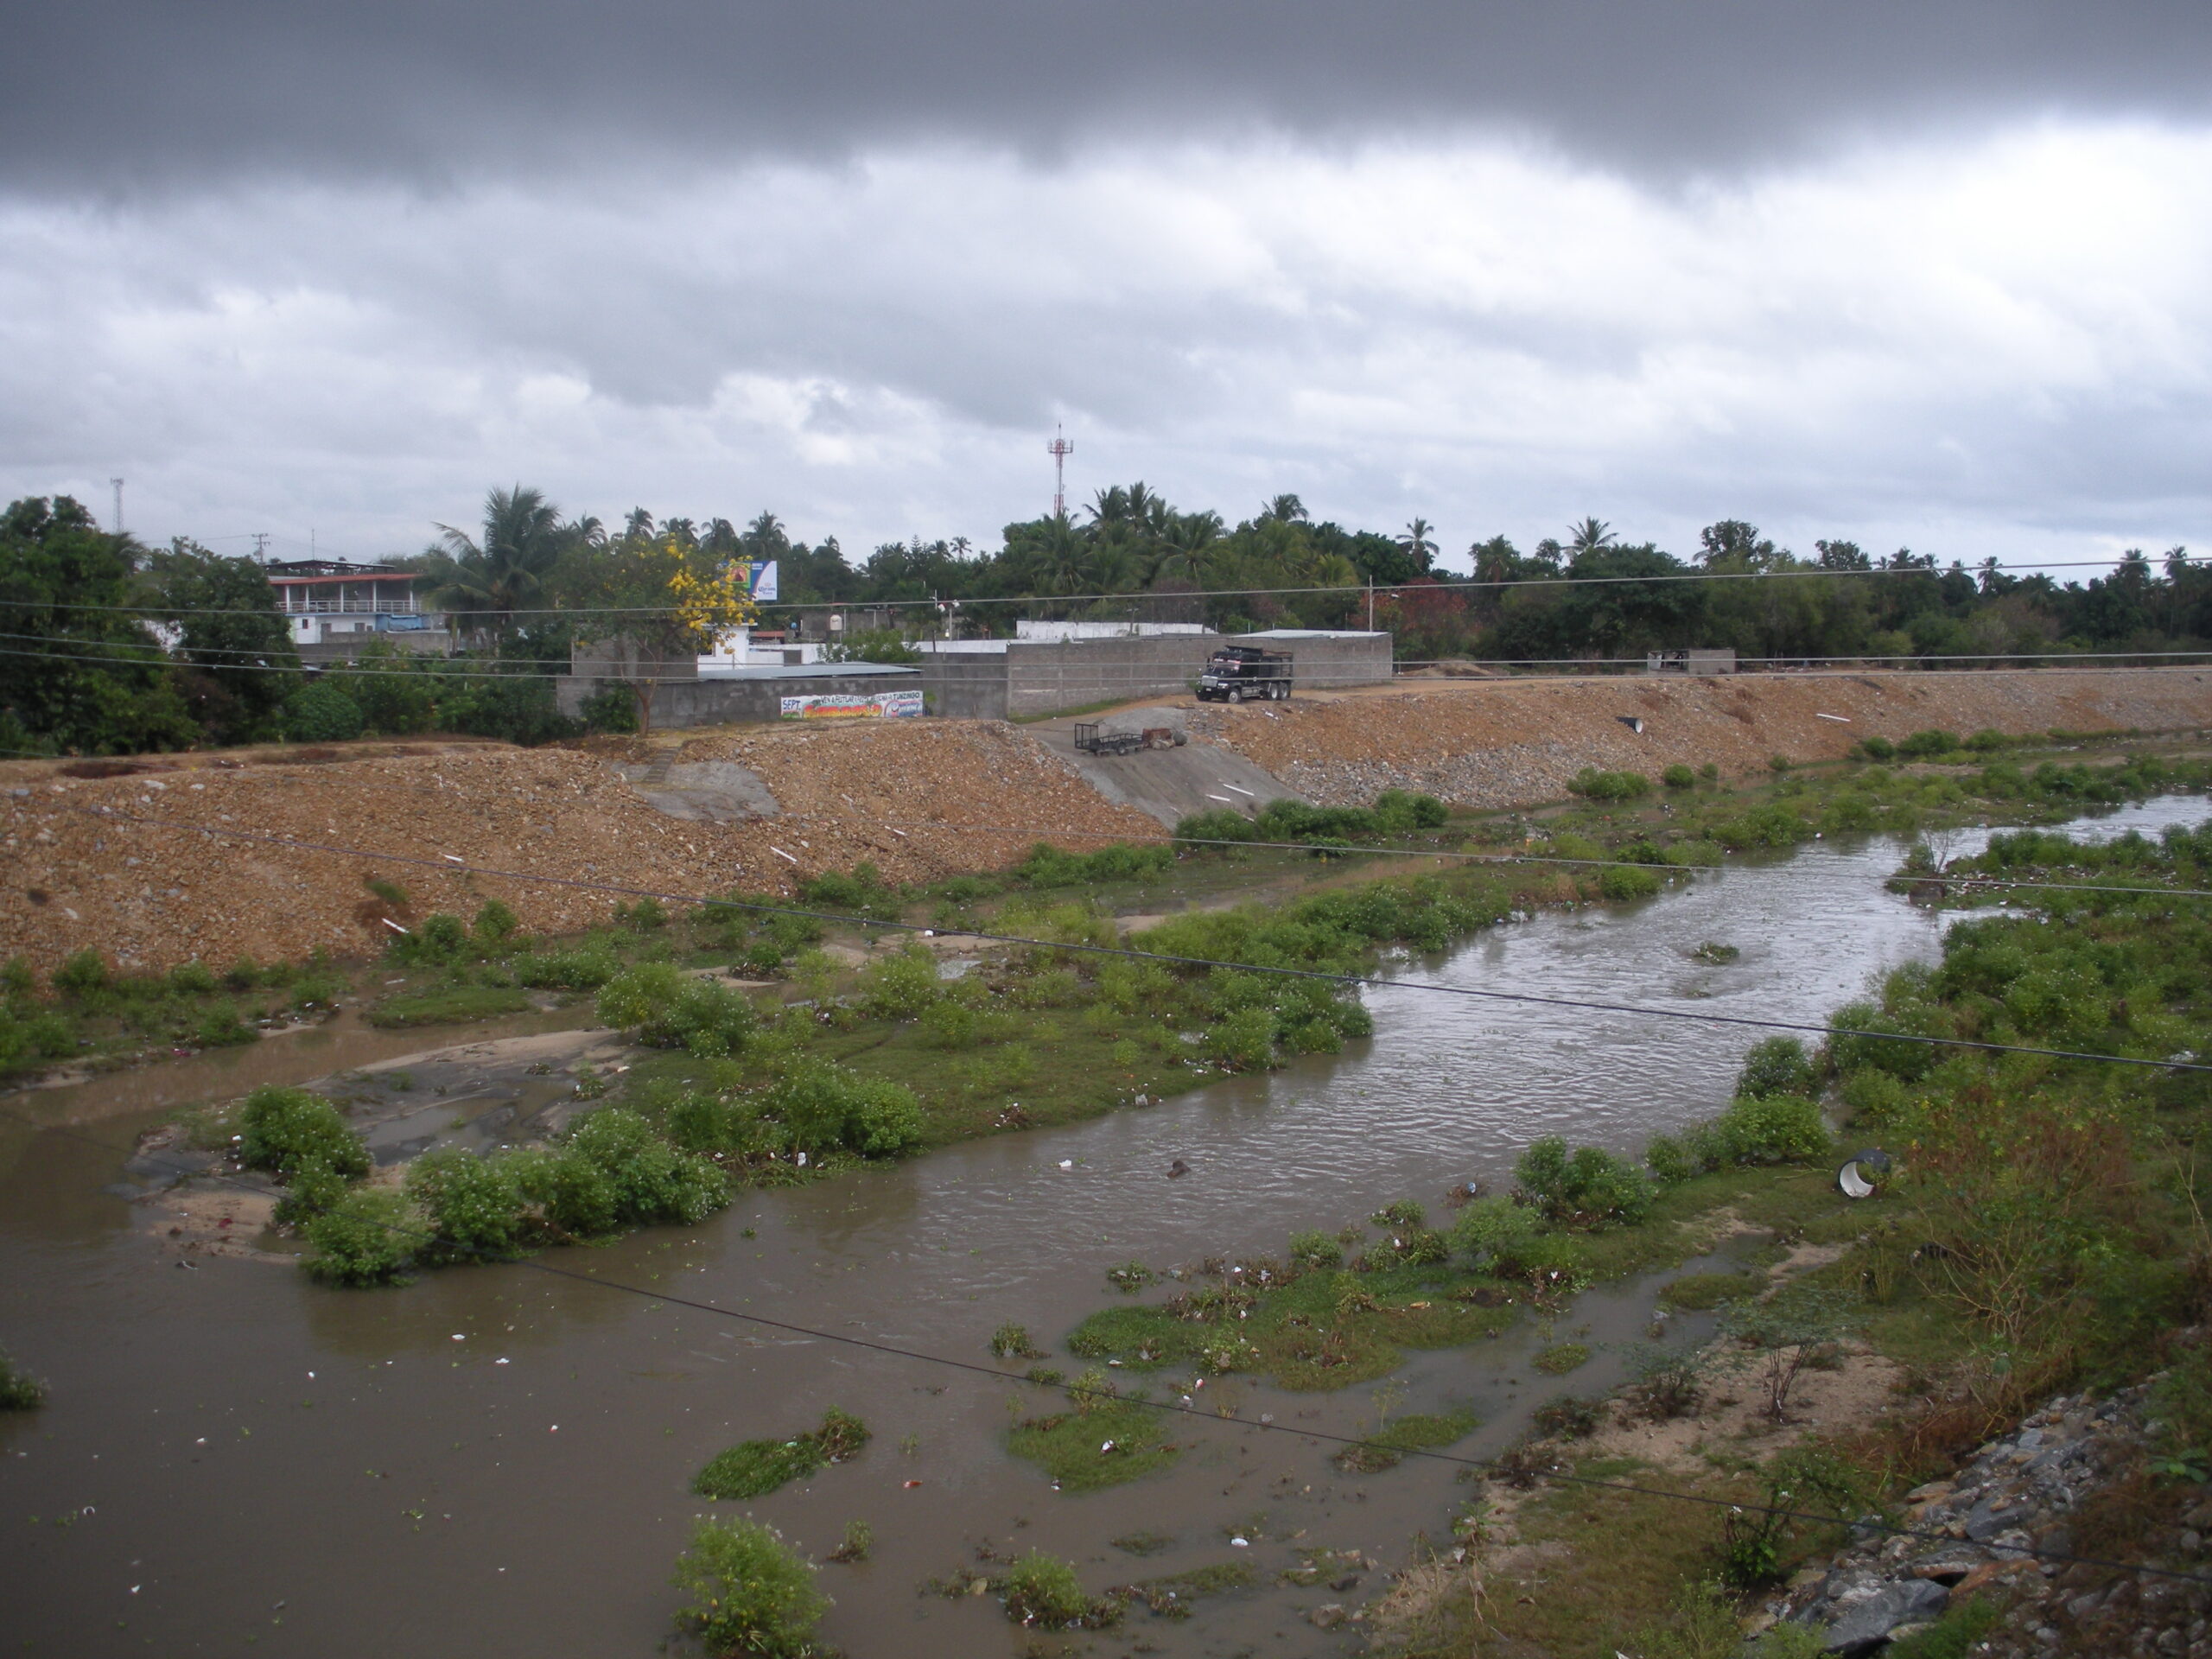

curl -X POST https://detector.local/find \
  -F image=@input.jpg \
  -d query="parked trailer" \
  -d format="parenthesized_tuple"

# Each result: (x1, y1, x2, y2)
(1196, 645, 1293, 702)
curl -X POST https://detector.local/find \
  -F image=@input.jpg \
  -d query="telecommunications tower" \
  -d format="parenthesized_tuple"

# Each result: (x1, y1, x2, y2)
(1047, 425, 1073, 519)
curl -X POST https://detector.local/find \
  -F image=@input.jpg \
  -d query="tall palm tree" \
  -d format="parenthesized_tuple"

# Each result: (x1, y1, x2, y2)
(1262, 493, 1309, 524)
(1150, 512, 1221, 585)
(1567, 517, 1617, 557)
(429, 485, 567, 645)
(1396, 518, 1438, 568)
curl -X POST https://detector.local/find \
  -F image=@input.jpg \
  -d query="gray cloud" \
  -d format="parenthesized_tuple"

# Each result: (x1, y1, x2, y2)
(4, 128, 2208, 570)
(9, 1, 2212, 188)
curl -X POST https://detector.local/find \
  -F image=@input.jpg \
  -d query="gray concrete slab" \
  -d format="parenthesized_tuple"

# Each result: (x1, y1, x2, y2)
(1027, 717, 1307, 828)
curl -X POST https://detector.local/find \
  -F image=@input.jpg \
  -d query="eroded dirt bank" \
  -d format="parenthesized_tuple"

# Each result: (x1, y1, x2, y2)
(0, 720, 1160, 975)
(1190, 666, 2212, 806)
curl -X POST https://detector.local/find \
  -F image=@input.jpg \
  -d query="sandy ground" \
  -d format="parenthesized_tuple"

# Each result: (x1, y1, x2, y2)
(0, 720, 1160, 975)
(1184, 666, 2212, 807)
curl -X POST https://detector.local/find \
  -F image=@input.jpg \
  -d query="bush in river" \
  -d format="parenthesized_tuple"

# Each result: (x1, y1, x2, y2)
(271, 1156, 355, 1225)
(302, 1189, 430, 1286)
(0, 1346, 46, 1409)
(671, 1517, 829, 1659)
(404, 1147, 531, 1260)
(692, 1408, 870, 1499)
(1735, 1036, 1818, 1098)
(1000, 1550, 1105, 1628)
(237, 1085, 370, 1180)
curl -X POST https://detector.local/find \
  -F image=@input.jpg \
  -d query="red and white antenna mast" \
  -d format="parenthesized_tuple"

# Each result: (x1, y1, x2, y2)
(1046, 424, 1074, 519)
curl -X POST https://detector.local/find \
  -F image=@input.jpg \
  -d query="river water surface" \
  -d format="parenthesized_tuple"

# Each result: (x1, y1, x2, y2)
(3, 799, 2202, 1657)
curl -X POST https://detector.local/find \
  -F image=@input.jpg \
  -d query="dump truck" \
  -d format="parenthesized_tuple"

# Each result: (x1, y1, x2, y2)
(1195, 645, 1293, 702)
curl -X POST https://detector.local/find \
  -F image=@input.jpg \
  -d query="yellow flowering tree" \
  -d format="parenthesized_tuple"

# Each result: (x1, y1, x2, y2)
(575, 530, 757, 734)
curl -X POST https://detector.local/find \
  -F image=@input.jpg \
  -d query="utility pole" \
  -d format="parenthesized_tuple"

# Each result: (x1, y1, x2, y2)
(251, 533, 270, 563)
(109, 477, 124, 537)
(1368, 577, 1375, 631)
(1046, 425, 1074, 520)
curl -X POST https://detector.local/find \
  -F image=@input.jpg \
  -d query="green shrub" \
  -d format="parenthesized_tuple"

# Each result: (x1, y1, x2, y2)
(560, 1108, 730, 1224)
(1963, 728, 2008, 753)
(0, 1347, 47, 1409)
(1897, 728, 1959, 758)
(1204, 1006, 1277, 1071)
(283, 679, 365, 741)
(194, 1008, 259, 1047)
(387, 912, 471, 965)
(596, 964, 758, 1058)
(857, 944, 941, 1018)
(1288, 1229, 1343, 1270)
(1371, 789, 1451, 831)
(760, 1060, 927, 1158)
(1567, 767, 1651, 802)
(1735, 1035, 1819, 1098)
(302, 1190, 428, 1285)
(405, 1148, 531, 1259)
(237, 1085, 370, 1179)
(52, 948, 109, 997)
(1448, 1195, 1543, 1267)
(1000, 1550, 1099, 1628)
(579, 683, 638, 734)
(167, 959, 219, 995)
(1514, 1136, 1651, 1227)
(1662, 763, 1696, 790)
(1173, 808, 1258, 847)
(1599, 863, 1662, 900)
(271, 1156, 354, 1226)
(512, 946, 620, 989)
(1713, 1096, 1831, 1165)
(472, 899, 520, 944)
(671, 1518, 828, 1658)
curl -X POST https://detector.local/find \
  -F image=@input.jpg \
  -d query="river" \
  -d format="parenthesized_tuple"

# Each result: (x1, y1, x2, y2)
(3, 798, 2201, 1657)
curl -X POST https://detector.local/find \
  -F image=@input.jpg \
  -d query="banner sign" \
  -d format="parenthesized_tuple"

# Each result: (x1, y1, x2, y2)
(779, 690, 924, 721)
(743, 560, 779, 602)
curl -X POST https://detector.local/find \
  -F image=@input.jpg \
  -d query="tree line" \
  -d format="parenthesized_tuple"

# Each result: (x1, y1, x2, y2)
(2, 484, 2202, 757)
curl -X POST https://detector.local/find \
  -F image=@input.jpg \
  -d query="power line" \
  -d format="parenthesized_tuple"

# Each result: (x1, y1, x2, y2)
(6, 634, 2212, 685)
(57, 802, 2212, 1075)
(4, 1099, 2203, 1592)
(2, 553, 2177, 620)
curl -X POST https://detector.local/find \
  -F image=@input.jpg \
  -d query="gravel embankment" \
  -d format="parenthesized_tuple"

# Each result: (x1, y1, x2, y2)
(0, 721, 1160, 974)
(1772, 1382, 2212, 1656)
(1188, 668, 2212, 809)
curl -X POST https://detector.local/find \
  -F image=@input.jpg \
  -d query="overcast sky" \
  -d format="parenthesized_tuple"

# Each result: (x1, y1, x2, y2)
(5, 3, 2210, 573)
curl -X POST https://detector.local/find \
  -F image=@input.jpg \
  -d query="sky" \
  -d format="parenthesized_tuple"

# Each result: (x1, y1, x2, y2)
(4, 3, 2212, 575)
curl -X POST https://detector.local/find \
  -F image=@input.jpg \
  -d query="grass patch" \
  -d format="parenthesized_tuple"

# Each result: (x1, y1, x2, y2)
(1534, 1342, 1592, 1375)
(1660, 1270, 1766, 1312)
(1007, 1401, 1180, 1492)
(0, 1347, 46, 1409)
(691, 1408, 869, 1499)
(1114, 1561, 1257, 1618)
(365, 984, 537, 1027)
(1335, 1408, 1480, 1472)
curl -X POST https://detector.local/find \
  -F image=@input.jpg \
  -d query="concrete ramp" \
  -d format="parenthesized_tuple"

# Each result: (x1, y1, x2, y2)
(1030, 713, 1307, 828)
(614, 760, 780, 822)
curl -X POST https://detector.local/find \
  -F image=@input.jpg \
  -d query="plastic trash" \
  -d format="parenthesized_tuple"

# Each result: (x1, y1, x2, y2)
(1837, 1147, 1894, 1198)
(1058, 1159, 1074, 1170)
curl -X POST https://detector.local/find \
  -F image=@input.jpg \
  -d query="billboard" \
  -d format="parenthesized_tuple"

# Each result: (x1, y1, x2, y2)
(743, 560, 779, 602)
(779, 690, 924, 721)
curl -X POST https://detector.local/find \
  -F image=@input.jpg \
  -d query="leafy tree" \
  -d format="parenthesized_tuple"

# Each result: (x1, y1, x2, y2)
(141, 542, 301, 743)
(564, 527, 758, 734)
(420, 485, 570, 646)
(0, 496, 197, 754)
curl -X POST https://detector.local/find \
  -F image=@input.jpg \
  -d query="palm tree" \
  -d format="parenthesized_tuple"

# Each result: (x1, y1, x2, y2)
(1396, 518, 1439, 568)
(1262, 493, 1309, 524)
(429, 485, 567, 645)
(1567, 517, 1617, 557)
(1150, 512, 1221, 585)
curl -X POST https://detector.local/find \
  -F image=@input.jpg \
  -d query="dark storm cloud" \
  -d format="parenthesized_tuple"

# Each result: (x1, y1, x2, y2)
(9, 0, 2212, 188)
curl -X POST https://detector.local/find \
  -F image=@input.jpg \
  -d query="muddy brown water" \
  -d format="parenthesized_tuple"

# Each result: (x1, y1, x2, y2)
(3, 798, 2204, 1657)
